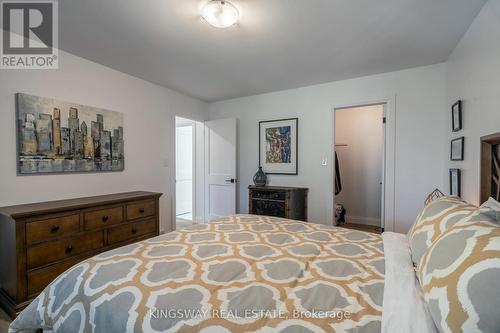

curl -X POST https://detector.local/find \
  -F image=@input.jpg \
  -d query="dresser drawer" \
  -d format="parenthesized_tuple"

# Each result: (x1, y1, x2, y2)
(27, 259, 78, 297)
(126, 200, 155, 221)
(26, 214, 80, 244)
(108, 219, 156, 245)
(251, 190, 286, 201)
(84, 206, 123, 230)
(27, 232, 104, 269)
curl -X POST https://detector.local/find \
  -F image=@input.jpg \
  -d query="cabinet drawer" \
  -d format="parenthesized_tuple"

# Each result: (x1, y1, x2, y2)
(26, 214, 80, 244)
(108, 219, 156, 245)
(251, 190, 286, 201)
(126, 200, 155, 221)
(27, 259, 78, 296)
(27, 232, 103, 269)
(84, 206, 123, 230)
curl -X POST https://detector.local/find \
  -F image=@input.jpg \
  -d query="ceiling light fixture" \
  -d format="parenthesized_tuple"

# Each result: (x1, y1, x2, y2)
(201, 0, 239, 28)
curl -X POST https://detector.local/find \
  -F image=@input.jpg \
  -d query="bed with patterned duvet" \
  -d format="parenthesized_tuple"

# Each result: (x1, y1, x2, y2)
(9, 198, 500, 333)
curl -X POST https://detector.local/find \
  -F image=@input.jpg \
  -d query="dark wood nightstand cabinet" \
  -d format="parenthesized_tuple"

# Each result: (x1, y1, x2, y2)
(248, 186, 308, 221)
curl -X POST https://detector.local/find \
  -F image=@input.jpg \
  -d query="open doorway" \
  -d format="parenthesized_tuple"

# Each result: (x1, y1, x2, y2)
(334, 104, 386, 233)
(175, 117, 197, 230)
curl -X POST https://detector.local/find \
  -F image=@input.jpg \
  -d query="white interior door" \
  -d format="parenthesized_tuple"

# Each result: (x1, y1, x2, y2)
(205, 118, 237, 218)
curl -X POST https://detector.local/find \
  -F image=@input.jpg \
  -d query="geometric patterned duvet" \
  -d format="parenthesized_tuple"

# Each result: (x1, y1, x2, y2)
(9, 215, 385, 333)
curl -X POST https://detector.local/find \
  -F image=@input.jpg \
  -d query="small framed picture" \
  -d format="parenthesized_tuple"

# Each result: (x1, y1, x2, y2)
(451, 137, 465, 161)
(450, 168, 461, 197)
(452, 100, 462, 132)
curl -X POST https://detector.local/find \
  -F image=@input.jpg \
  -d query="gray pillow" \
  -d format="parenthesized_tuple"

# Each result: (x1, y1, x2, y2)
(418, 207, 500, 333)
(407, 196, 476, 269)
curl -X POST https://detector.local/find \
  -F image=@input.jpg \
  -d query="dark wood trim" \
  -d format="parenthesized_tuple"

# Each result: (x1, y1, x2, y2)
(480, 132, 500, 204)
(0, 191, 161, 219)
(248, 185, 308, 191)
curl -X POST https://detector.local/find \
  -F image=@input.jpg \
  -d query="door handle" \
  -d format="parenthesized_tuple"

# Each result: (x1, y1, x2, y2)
(225, 178, 236, 183)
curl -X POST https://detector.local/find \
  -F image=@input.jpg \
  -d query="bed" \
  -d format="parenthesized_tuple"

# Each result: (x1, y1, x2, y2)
(9, 213, 443, 333)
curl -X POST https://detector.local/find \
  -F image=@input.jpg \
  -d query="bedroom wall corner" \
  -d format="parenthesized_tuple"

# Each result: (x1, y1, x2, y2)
(445, 0, 500, 205)
(0, 49, 208, 233)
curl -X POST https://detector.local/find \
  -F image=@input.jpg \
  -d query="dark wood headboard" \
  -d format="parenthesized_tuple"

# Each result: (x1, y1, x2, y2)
(480, 132, 500, 204)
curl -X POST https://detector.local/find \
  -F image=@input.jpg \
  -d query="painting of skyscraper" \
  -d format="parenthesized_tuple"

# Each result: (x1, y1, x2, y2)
(16, 93, 125, 174)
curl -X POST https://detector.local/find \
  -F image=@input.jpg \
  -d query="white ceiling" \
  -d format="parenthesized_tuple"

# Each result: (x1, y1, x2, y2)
(59, 0, 486, 102)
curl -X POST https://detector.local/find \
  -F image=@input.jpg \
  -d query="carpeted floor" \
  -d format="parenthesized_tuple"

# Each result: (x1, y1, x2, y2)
(0, 308, 10, 333)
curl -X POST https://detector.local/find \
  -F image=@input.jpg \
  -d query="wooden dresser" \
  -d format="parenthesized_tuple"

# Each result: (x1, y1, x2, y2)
(0, 191, 162, 318)
(248, 186, 308, 221)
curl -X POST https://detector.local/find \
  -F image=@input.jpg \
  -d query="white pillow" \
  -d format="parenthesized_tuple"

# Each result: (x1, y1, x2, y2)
(481, 197, 500, 211)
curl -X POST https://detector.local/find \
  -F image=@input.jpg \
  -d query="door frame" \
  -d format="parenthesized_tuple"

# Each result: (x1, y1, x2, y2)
(174, 117, 197, 228)
(331, 96, 396, 232)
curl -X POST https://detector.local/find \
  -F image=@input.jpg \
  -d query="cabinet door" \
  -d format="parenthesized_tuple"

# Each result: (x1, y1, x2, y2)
(251, 199, 286, 217)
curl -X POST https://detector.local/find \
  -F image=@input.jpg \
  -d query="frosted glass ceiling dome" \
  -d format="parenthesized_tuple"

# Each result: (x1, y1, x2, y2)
(201, 0, 240, 28)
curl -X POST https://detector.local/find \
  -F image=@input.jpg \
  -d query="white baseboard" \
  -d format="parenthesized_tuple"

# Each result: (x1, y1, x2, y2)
(345, 215, 381, 226)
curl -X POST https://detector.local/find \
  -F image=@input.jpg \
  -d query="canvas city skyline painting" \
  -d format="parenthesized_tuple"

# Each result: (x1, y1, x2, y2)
(16, 93, 124, 174)
(259, 118, 298, 175)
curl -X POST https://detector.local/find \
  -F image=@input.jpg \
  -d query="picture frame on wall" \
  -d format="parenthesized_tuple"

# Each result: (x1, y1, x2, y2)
(451, 137, 465, 161)
(259, 118, 298, 175)
(450, 168, 461, 197)
(452, 100, 462, 132)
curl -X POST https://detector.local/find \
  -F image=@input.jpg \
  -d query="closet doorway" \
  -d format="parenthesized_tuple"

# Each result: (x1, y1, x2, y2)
(333, 104, 386, 233)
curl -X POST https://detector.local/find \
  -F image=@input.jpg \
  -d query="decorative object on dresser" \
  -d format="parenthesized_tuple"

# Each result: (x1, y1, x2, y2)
(253, 166, 268, 186)
(0, 191, 162, 319)
(248, 186, 308, 221)
(449, 169, 461, 196)
(16, 93, 125, 175)
(451, 100, 462, 132)
(480, 132, 500, 203)
(259, 118, 298, 175)
(450, 136, 464, 161)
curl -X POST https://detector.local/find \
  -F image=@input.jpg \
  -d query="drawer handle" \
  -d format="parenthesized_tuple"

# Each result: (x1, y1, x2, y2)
(102, 215, 109, 223)
(65, 245, 73, 254)
(139, 208, 145, 214)
(132, 228, 138, 234)
(50, 225, 60, 233)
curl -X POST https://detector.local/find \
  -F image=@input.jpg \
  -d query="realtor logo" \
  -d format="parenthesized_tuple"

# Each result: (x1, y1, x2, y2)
(1, 0, 58, 69)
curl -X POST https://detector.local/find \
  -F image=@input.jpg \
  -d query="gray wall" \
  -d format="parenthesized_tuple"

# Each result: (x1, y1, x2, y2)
(208, 63, 447, 233)
(446, 0, 500, 205)
(0, 49, 207, 232)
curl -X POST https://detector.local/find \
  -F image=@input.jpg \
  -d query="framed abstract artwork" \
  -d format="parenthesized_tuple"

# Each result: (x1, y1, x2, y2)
(451, 137, 465, 161)
(452, 100, 462, 132)
(450, 168, 461, 197)
(16, 93, 124, 175)
(259, 118, 298, 175)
